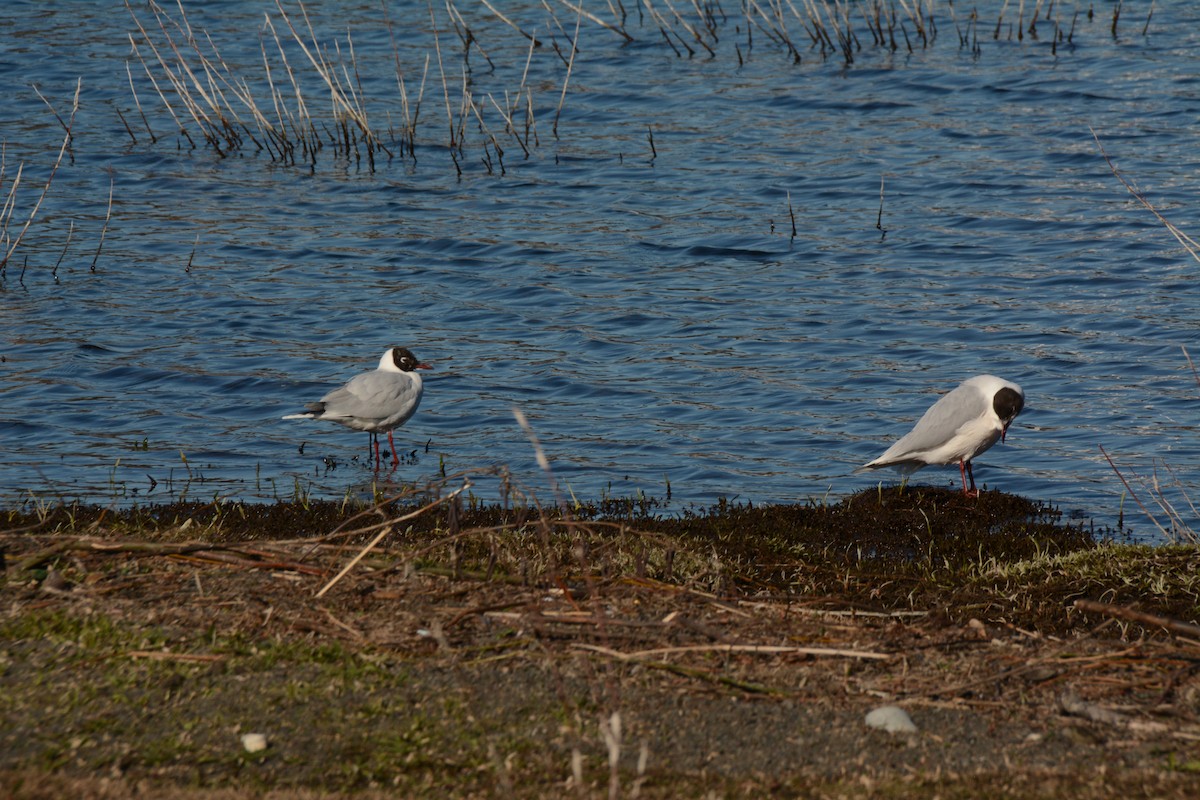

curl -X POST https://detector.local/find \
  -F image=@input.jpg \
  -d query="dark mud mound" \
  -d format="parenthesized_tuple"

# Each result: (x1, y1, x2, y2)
(4, 486, 1094, 564)
(665, 485, 1092, 567)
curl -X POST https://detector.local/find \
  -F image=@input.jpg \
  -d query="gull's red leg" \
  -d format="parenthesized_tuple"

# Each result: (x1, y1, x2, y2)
(962, 460, 979, 497)
(387, 429, 399, 469)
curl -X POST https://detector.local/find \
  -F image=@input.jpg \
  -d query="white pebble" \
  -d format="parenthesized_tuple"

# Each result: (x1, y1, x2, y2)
(865, 705, 917, 734)
(241, 733, 268, 753)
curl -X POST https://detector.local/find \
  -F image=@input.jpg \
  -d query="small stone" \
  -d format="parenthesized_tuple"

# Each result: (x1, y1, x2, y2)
(241, 733, 268, 753)
(41, 569, 73, 594)
(865, 705, 918, 734)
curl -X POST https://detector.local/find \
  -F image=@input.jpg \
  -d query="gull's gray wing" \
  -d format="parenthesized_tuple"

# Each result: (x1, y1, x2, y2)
(319, 370, 422, 428)
(867, 382, 988, 466)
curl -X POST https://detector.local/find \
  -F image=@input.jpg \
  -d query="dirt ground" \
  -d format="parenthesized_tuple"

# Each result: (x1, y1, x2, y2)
(2, 486, 1199, 798)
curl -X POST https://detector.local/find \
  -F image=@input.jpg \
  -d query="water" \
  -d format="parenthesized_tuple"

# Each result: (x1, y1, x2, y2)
(1, 2, 1197, 541)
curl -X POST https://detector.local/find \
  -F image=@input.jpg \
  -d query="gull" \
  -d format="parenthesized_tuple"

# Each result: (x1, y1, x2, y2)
(858, 374, 1025, 496)
(283, 347, 430, 469)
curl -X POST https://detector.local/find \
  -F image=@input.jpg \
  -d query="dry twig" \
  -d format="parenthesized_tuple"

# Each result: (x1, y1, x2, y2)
(575, 641, 891, 661)
(1091, 127, 1200, 265)
(1074, 599, 1200, 640)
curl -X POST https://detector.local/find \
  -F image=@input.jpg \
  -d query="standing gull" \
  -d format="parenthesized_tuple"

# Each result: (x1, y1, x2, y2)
(283, 347, 431, 469)
(858, 374, 1025, 496)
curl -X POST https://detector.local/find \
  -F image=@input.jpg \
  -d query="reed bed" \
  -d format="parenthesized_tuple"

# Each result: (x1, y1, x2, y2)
(121, 1, 1139, 170)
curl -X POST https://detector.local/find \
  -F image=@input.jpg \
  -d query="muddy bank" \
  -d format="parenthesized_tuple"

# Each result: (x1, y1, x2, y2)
(2, 487, 1198, 797)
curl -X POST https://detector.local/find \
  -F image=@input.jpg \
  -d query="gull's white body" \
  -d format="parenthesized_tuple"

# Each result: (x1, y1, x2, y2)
(859, 374, 1025, 493)
(283, 347, 428, 466)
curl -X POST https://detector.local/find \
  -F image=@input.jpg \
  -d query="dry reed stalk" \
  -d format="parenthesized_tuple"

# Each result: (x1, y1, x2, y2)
(514, 26, 537, 118)
(381, 4, 427, 159)
(201, 57, 268, 154)
(470, 89, 507, 174)
(487, 93, 531, 158)
(410, 56, 431, 153)
(771, 0, 809, 56)
(331, 34, 384, 167)
(758, 0, 796, 53)
(31, 84, 75, 154)
(127, 650, 228, 664)
(895, 0, 933, 46)
(553, 6, 582, 138)
(52, 220, 74, 283)
(876, 176, 886, 235)
(659, 0, 717, 55)
(575, 642, 892, 661)
(0, 79, 79, 271)
(993, 0, 1010, 39)
(643, 0, 694, 56)
(556, 0, 633, 42)
(688, 0, 721, 42)
(256, 35, 292, 162)
(0, 143, 19, 253)
(429, 4, 458, 152)
(476, 0, 542, 47)
(445, 0, 497, 71)
(451, 64, 475, 164)
(114, 96, 139, 145)
(196, 31, 256, 149)
(90, 175, 114, 272)
(126, 33, 196, 149)
(539, 0, 577, 68)
(1091, 128, 1200, 265)
(790, 0, 833, 55)
(480, 31, 536, 156)
(185, 233, 200, 273)
(1159, 458, 1200, 532)
(524, 87, 540, 149)
(513, 407, 572, 518)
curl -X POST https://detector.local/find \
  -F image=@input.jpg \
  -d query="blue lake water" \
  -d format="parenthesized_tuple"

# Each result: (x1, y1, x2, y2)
(0, 2, 1197, 541)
